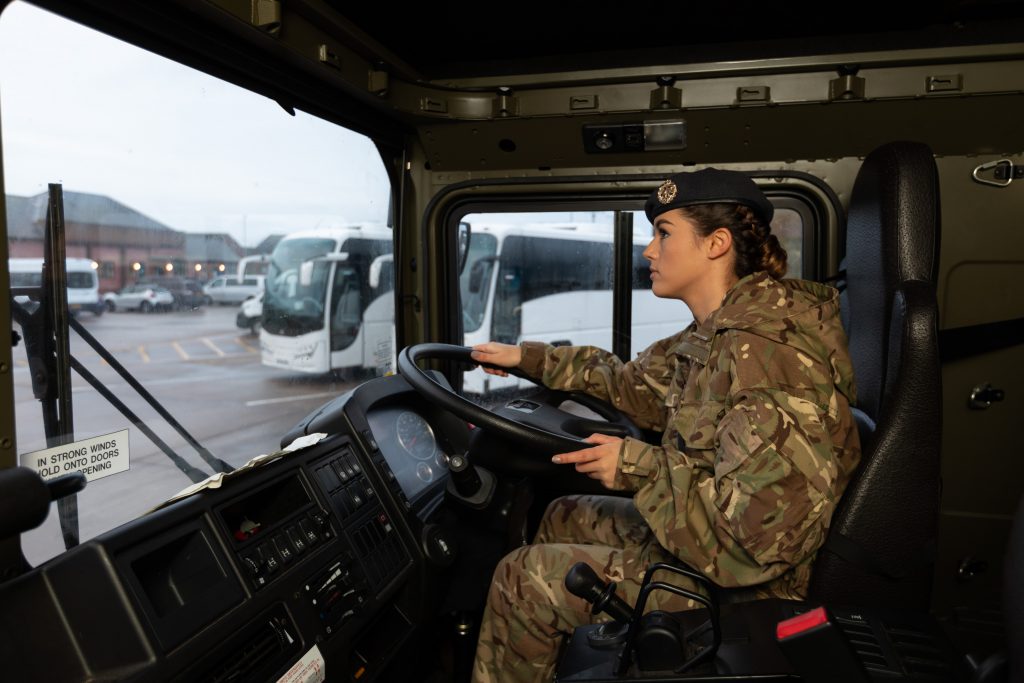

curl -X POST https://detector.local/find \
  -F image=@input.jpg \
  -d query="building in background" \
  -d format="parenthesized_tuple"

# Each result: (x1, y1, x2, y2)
(6, 191, 248, 291)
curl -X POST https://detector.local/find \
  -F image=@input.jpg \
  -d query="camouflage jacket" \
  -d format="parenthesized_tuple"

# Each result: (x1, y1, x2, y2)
(517, 271, 861, 599)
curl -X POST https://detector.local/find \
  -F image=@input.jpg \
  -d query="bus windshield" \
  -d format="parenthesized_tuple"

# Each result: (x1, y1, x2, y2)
(263, 237, 338, 336)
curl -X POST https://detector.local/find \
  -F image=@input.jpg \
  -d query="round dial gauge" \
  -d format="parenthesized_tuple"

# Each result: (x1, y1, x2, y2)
(416, 462, 434, 483)
(396, 411, 438, 461)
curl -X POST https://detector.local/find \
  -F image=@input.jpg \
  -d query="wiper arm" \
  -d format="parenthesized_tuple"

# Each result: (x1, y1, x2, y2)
(68, 317, 232, 475)
(11, 301, 211, 485)
(68, 356, 208, 483)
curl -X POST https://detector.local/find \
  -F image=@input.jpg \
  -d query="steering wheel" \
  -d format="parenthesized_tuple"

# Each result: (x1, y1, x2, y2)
(396, 344, 645, 465)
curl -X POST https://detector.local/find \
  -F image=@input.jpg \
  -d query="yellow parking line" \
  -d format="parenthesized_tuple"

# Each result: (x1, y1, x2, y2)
(202, 338, 226, 357)
(235, 336, 258, 354)
(138, 345, 150, 363)
(172, 341, 190, 360)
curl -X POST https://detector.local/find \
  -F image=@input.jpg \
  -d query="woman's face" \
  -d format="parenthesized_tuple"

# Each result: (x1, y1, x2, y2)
(642, 209, 710, 301)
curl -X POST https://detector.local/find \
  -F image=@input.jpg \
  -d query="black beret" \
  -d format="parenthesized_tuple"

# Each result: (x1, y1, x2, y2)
(644, 168, 774, 225)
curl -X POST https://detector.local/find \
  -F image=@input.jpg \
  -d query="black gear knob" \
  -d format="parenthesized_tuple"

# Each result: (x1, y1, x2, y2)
(564, 562, 635, 624)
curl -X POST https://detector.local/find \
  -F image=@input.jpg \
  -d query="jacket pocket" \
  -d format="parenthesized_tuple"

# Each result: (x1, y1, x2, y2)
(666, 401, 727, 462)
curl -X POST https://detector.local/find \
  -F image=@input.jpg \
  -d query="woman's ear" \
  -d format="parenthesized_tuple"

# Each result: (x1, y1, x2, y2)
(706, 227, 733, 260)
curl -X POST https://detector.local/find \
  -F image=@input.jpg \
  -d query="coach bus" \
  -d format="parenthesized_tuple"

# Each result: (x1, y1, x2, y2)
(259, 226, 394, 375)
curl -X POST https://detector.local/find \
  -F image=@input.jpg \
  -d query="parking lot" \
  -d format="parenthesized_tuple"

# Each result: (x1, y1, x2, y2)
(12, 303, 360, 563)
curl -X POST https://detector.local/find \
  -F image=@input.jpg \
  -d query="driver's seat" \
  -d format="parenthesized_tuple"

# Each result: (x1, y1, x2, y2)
(808, 141, 942, 610)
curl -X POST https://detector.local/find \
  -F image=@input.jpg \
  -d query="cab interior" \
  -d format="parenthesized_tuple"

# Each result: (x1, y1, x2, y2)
(1, 1, 1022, 681)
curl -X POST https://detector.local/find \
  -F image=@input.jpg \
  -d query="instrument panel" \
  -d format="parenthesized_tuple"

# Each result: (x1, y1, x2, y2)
(3, 373, 466, 683)
(368, 407, 452, 503)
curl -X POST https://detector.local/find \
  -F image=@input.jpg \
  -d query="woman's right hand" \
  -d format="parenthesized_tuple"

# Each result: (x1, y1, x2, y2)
(469, 342, 522, 377)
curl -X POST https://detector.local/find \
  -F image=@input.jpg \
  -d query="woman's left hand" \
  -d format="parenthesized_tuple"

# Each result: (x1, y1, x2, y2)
(552, 433, 624, 490)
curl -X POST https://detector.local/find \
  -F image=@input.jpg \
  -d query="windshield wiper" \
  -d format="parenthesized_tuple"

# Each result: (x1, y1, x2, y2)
(11, 302, 215, 486)
(8, 185, 225, 549)
(68, 317, 232, 476)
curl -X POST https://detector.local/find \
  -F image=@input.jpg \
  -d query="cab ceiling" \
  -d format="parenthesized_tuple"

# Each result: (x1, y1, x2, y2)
(324, 0, 1024, 81)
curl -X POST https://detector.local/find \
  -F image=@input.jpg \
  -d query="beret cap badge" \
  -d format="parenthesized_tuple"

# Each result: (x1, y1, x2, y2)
(657, 179, 678, 205)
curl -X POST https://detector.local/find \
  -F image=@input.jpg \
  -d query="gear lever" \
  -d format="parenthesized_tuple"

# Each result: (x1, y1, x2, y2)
(565, 562, 634, 623)
(565, 562, 634, 646)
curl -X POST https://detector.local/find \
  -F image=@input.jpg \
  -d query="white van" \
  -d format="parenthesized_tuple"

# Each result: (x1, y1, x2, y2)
(203, 275, 265, 305)
(8, 257, 104, 316)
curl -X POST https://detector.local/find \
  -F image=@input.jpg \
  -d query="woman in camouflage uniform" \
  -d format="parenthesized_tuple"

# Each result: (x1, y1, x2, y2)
(469, 168, 861, 683)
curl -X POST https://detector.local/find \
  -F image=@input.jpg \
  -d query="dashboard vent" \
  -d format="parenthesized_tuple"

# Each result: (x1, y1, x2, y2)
(180, 606, 301, 683)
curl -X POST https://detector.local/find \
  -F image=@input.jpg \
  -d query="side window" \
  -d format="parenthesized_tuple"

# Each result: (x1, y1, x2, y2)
(770, 207, 804, 278)
(460, 212, 618, 402)
(2, 3, 392, 563)
(460, 201, 810, 406)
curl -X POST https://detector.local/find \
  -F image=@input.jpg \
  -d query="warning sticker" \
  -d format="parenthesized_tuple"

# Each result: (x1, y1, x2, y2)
(276, 644, 325, 683)
(20, 429, 130, 483)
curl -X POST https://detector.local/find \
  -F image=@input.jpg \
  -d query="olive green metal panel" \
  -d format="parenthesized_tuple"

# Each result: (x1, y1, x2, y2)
(932, 156, 1024, 618)
(414, 94, 1024, 173)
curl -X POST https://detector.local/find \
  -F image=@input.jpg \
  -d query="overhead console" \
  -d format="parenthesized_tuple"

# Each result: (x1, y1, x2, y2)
(2, 373, 466, 683)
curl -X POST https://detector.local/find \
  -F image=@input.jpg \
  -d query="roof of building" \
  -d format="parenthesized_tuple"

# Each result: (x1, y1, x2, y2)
(7, 190, 177, 239)
(43, 191, 175, 231)
(184, 233, 244, 262)
(5, 195, 40, 240)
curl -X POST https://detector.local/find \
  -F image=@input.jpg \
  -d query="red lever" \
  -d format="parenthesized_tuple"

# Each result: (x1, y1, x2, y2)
(776, 606, 829, 640)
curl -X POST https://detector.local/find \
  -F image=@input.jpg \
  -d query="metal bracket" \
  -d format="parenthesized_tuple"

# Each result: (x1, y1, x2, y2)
(650, 77, 683, 110)
(250, 0, 281, 34)
(493, 87, 519, 117)
(972, 159, 1023, 187)
(829, 71, 865, 100)
(968, 382, 1005, 410)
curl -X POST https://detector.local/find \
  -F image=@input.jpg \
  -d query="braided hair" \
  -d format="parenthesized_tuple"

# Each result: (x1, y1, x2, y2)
(678, 204, 787, 280)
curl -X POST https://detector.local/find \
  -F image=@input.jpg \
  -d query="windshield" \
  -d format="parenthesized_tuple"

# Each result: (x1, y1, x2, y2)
(67, 272, 96, 288)
(262, 238, 337, 336)
(459, 233, 498, 333)
(2, 3, 392, 565)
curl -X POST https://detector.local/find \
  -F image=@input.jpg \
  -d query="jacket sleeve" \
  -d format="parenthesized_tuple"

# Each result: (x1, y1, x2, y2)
(516, 338, 681, 432)
(617, 382, 841, 588)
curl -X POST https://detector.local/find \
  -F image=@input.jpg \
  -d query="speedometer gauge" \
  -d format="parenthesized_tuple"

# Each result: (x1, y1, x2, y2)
(396, 411, 438, 461)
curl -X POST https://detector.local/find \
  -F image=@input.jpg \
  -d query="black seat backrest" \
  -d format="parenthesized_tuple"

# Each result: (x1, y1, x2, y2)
(843, 141, 941, 419)
(810, 142, 942, 610)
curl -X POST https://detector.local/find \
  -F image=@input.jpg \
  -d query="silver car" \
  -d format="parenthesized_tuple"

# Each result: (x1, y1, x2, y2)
(103, 284, 175, 312)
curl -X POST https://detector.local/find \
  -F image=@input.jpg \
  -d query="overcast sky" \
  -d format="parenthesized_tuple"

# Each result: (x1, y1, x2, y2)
(0, 1, 391, 248)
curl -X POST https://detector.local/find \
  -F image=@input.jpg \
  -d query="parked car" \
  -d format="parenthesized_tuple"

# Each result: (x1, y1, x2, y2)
(103, 284, 174, 312)
(235, 293, 262, 334)
(147, 277, 206, 310)
(202, 275, 265, 305)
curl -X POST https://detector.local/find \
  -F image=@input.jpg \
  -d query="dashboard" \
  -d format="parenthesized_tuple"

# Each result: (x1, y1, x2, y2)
(1, 373, 467, 682)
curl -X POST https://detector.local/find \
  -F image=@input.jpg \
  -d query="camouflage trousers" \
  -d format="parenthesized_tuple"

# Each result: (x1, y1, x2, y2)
(471, 495, 706, 683)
